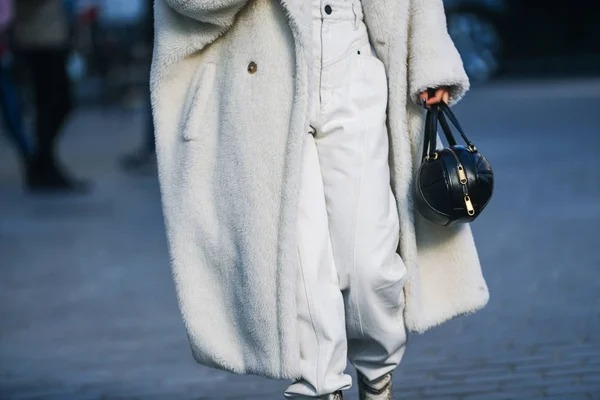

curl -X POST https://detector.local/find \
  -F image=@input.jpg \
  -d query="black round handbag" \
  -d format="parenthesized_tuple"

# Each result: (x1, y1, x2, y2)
(414, 102, 494, 226)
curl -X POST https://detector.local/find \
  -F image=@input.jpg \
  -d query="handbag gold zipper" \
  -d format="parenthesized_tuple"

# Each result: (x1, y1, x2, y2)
(447, 148, 468, 185)
(448, 148, 476, 217)
(464, 195, 475, 216)
(457, 165, 467, 184)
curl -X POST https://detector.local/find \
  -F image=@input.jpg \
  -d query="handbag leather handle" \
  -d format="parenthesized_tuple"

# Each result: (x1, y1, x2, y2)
(438, 102, 476, 150)
(437, 111, 458, 147)
(423, 104, 457, 160)
(422, 104, 431, 160)
(421, 102, 478, 161)
(422, 103, 440, 160)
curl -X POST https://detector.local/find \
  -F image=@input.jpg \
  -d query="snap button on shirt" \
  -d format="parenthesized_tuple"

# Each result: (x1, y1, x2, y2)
(324, 5, 332, 14)
(247, 61, 257, 74)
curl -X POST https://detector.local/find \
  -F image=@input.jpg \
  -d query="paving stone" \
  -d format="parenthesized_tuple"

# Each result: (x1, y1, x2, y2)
(435, 366, 514, 379)
(542, 397, 592, 400)
(543, 383, 599, 397)
(543, 367, 600, 378)
(462, 391, 542, 400)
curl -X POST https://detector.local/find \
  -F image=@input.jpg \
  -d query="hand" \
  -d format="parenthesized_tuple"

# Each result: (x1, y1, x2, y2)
(419, 87, 450, 108)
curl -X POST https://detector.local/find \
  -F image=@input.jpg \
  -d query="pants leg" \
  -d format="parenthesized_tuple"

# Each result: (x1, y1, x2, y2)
(0, 57, 31, 163)
(287, 1, 407, 397)
(22, 49, 72, 161)
(284, 133, 352, 399)
(315, 7, 408, 384)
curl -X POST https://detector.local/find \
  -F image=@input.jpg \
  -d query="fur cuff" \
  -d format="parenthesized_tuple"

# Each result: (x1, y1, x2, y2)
(407, 0, 470, 106)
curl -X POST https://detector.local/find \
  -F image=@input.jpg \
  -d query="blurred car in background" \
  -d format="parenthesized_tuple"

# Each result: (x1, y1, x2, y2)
(445, 0, 600, 83)
(444, 0, 507, 83)
(497, 0, 600, 77)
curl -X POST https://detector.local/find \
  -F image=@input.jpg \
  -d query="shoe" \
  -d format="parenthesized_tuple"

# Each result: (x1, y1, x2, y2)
(357, 372, 394, 400)
(331, 391, 344, 400)
(25, 156, 91, 194)
(119, 148, 156, 176)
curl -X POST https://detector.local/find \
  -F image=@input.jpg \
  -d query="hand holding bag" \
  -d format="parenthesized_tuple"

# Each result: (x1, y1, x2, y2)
(414, 102, 494, 226)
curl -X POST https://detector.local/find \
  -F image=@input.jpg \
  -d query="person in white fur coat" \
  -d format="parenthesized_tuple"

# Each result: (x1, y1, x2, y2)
(151, 0, 489, 398)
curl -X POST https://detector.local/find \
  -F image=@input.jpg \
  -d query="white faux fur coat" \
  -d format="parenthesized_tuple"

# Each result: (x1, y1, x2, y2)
(151, 0, 489, 380)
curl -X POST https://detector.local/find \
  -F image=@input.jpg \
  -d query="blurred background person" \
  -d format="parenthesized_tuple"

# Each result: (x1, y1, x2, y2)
(0, 0, 32, 176)
(118, 0, 155, 176)
(13, 0, 90, 192)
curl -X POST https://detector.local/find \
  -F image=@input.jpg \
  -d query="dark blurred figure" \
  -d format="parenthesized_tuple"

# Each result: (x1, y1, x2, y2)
(119, 0, 156, 176)
(0, 0, 32, 171)
(14, 0, 89, 192)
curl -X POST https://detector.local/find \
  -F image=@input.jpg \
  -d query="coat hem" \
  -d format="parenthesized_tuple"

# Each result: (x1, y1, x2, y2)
(405, 289, 490, 334)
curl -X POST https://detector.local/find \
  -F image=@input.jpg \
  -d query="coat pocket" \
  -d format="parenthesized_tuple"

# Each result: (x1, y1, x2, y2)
(180, 62, 217, 142)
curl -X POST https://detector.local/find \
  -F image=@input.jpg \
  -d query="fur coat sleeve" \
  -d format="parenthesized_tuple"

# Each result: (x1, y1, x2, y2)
(407, 0, 470, 105)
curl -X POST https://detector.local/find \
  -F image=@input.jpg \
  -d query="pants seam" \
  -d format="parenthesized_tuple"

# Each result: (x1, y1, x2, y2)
(297, 240, 324, 393)
(350, 49, 369, 337)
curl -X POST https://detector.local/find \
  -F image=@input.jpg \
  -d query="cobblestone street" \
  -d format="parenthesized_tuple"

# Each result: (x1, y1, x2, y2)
(1, 79, 600, 399)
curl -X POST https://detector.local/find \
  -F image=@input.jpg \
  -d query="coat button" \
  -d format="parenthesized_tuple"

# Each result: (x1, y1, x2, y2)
(247, 61, 257, 74)
(324, 5, 332, 14)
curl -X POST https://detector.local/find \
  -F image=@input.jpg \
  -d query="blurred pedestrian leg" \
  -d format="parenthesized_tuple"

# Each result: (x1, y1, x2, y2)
(119, 0, 156, 176)
(119, 88, 156, 176)
(0, 41, 31, 168)
(0, 0, 31, 172)
(14, 0, 90, 193)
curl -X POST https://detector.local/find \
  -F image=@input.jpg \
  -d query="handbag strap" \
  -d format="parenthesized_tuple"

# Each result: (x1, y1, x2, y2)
(422, 103, 440, 160)
(422, 102, 478, 161)
(422, 105, 432, 160)
(437, 111, 458, 147)
(438, 102, 476, 150)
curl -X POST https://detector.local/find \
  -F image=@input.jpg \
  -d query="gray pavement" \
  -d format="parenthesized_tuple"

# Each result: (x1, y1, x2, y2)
(1, 79, 600, 400)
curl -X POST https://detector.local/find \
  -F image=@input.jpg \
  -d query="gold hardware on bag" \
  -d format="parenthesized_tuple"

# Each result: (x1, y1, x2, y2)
(468, 145, 477, 153)
(426, 152, 438, 161)
(458, 165, 467, 184)
(464, 195, 475, 216)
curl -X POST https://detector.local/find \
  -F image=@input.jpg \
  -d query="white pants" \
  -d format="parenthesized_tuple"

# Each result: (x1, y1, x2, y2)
(284, 0, 408, 398)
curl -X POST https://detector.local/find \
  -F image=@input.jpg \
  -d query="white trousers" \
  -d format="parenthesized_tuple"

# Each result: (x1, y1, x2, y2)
(284, 0, 408, 398)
